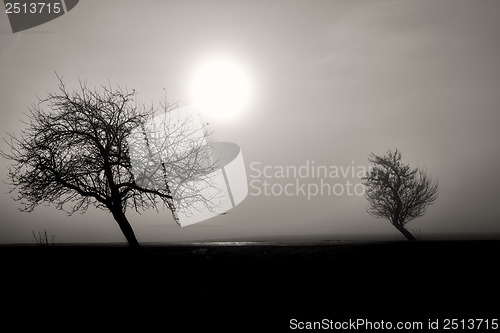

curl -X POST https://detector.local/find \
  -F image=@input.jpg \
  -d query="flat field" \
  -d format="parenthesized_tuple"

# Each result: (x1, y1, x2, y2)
(1, 240, 498, 331)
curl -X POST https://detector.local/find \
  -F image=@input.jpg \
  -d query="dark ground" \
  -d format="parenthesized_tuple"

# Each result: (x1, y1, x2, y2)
(1, 240, 499, 331)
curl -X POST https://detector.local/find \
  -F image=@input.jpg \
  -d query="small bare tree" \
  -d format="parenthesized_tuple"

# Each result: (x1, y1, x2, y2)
(32, 230, 56, 246)
(2, 75, 219, 247)
(362, 149, 439, 241)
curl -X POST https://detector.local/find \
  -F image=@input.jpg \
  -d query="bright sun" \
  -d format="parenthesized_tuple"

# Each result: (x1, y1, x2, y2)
(190, 54, 253, 121)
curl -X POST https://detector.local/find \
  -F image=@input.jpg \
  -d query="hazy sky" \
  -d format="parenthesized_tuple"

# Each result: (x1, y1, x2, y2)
(1, 0, 499, 244)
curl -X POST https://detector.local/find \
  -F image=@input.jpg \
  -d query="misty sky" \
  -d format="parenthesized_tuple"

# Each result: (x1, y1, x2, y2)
(1, 0, 499, 244)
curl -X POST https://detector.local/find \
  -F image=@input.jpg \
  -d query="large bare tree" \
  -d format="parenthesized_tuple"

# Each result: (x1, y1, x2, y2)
(362, 149, 439, 241)
(1, 76, 218, 247)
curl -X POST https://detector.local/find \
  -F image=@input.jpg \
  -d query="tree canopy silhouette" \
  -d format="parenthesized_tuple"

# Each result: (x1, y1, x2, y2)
(1, 76, 217, 247)
(362, 149, 439, 240)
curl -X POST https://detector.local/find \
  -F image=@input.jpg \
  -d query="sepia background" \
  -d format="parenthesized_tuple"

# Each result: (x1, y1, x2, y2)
(1, 0, 499, 244)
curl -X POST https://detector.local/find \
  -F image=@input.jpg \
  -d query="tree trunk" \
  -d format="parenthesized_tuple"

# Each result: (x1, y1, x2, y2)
(111, 208, 140, 247)
(394, 224, 416, 241)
